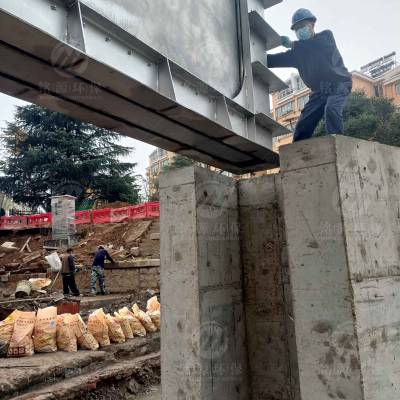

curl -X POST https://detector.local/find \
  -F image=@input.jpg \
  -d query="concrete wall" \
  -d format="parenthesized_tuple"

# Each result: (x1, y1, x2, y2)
(239, 175, 298, 399)
(159, 135, 400, 400)
(160, 167, 248, 400)
(280, 135, 400, 400)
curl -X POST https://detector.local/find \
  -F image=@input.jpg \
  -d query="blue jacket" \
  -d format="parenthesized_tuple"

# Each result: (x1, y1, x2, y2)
(92, 249, 114, 268)
(267, 30, 351, 92)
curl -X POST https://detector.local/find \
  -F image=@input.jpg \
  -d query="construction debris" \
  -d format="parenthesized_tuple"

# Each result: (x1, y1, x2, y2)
(0, 218, 160, 299)
(19, 237, 32, 253)
(1, 242, 19, 253)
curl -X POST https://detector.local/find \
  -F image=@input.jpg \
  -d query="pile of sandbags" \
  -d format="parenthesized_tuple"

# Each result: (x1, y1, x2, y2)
(0, 297, 161, 357)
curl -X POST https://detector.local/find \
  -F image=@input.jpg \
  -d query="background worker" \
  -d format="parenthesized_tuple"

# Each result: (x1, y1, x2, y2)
(267, 8, 352, 142)
(91, 245, 114, 295)
(61, 248, 80, 297)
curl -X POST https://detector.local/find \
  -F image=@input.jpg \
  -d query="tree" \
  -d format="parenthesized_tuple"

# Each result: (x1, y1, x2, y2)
(0, 105, 140, 210)
(162, 155, 195, 171)
(315, 91, 400, 147)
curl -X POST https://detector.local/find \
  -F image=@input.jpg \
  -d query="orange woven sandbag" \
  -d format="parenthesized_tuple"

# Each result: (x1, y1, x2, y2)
(56, 314, 77, 352)
(146, 296, 160, 313)
(132, 304, 157, 333)
(33, 307, 57, 353)
(113, 312, 133, 339)
(118, 307, 146, 337)
(105, 314, 125, 344)
(87, 309, 110, 347)
(147, 310, 161, 330)
(73, 315, 99, 351)
(8, 311, 36, 357)
(0, 310, 19, 357)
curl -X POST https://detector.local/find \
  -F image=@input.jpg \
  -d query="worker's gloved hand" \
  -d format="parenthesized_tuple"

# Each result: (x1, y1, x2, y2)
(281, 36, 293, 49)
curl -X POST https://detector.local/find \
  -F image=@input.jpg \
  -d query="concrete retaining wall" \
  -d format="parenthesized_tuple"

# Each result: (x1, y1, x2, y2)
(160, 135, 400, 400)
(280, 135, 400, 400)
(160, 167, 248, 400)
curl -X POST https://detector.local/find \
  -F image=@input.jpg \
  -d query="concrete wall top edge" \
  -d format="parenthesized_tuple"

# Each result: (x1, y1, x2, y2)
(158, 166, 196, 189)
(279, 135, 336, 172)
(238, 174, 278, 207)
(159, 166, 238, 190)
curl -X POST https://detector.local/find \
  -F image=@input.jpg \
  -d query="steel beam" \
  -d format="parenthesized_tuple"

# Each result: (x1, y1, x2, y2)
(0, 0, 289, 173)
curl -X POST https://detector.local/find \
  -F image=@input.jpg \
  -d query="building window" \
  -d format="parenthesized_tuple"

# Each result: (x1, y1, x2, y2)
(374, 85, 383, 97)
(276, 101, 295, 118)
(278, 86, 293, 99)
(298, 94, 310, 111)
(396, 82, 400, 96)
(295, 76, 306, 91)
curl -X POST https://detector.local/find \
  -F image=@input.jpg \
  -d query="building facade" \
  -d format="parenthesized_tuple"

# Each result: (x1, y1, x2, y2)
(271, 53, 400, 149)
(146, 148, 176, 198)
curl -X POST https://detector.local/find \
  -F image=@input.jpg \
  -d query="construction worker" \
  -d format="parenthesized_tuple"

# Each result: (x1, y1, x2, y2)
(91, 245, 114, 295)
(61, 248, 80, 297)
(267, 9, 352, 142)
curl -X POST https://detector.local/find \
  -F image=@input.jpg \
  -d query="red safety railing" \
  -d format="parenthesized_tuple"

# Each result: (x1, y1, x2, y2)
(91, 208, 111, 224)
(0, 216, 29, 230)
(110, 207, 130, 223)
(0, 202, 160, 230)
(146, 202, 160, 218)
(27, 213, 52, 228)
(75, 210, 91, 225)
(130, 204, 147, 220)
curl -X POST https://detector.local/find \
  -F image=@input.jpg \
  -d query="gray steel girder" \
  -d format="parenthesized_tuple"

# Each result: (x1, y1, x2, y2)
(0, 0, 288, 173)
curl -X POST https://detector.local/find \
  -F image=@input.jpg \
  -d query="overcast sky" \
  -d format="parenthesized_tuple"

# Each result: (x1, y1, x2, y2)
(0, 0, 399, 178)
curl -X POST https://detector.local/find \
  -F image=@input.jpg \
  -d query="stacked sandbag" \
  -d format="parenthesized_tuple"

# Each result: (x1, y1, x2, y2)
(113, 312, 134, 339)
(0, 310, 19, 357)
(8, 311, 36, 357)
(105, 314, 125, 344)
(2, 297, 161, 357)
(118, 307, 147, 337)
(132, 304, 157, 333)
(33, 307, 57, 353)
(56, 314, 78, 352)
(74, 315, 99, 351)
(146, 296, 161, 330)
(87, 308, 110, 347)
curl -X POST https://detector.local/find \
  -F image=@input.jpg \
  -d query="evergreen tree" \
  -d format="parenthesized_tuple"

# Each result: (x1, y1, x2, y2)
(0, 105, 139, 210)
(315, 91, 400, 146)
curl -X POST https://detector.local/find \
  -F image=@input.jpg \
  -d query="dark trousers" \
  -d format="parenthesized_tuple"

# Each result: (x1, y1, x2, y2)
(294, 82, 351, 142)
(62, 274, 80, 296)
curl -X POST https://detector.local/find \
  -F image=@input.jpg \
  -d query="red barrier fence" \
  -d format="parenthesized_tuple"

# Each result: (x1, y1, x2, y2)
(27, 213, 52, 228)
(0, 202, 160, 230)
(0, 216, 28, 230)
(91, 208, 111, 225)
(75, 210, 91, 225)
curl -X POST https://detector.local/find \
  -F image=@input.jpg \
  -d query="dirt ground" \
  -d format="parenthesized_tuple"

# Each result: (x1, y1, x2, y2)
(80, 368, 161, 400)
(0, 219, 153, 276)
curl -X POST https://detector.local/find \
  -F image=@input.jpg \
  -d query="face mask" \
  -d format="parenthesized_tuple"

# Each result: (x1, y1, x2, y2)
(296, 26, 313, 41)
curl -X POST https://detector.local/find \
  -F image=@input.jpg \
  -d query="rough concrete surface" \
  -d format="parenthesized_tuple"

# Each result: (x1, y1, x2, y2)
(280, 135, 400, 400)
(160, 167, 248, 400)
(239, 175, 298, 400)
(159, 135, 400, 400)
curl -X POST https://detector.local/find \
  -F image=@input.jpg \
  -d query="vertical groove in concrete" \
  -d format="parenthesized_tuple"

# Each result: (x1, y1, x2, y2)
(238, 174, 293, 399)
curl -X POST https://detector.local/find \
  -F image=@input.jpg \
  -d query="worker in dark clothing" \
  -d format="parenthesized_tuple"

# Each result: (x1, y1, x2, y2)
(267, 9, 352, 142)
(91, 245, 114, 295)
(61, 248, 80, 296)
